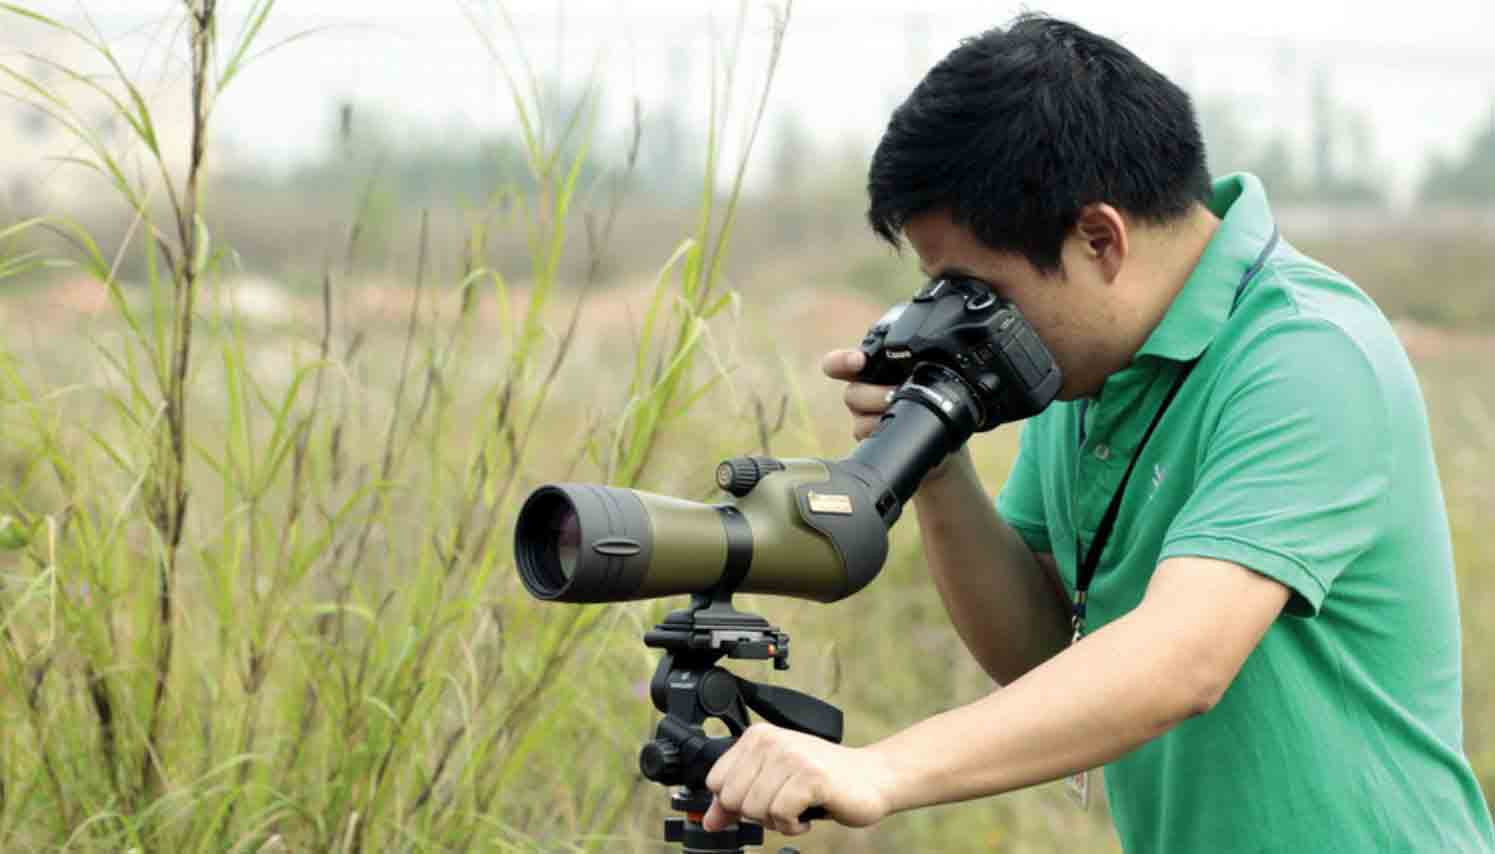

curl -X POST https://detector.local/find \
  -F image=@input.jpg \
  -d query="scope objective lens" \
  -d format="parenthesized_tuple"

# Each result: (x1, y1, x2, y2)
(516, 490, 579, 597)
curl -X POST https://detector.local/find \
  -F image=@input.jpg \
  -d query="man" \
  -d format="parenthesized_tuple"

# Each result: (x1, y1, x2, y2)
(701, 14, 1495, 852)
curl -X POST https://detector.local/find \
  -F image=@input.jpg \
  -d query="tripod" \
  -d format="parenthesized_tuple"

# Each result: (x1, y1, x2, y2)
(637, 591, 844, 854)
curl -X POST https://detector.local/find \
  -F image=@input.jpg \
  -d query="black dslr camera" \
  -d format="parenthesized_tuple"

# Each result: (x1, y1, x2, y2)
(858, 275, 1062, 433)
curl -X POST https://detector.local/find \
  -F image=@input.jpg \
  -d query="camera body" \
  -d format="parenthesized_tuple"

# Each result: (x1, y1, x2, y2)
(858, 276, 1062, 431)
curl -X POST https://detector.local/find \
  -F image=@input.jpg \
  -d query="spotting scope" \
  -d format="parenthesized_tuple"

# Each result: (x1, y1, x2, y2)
(514, 276, 1063, 604)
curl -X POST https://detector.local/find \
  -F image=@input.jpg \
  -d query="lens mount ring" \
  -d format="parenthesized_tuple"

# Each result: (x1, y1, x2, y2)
(892, 363, 984, 433)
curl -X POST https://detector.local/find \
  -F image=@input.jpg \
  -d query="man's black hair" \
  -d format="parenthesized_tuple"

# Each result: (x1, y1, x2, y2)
(867, 14, 1213, 273)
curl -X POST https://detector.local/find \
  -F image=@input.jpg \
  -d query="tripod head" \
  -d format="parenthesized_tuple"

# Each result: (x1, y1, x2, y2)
(639, 590, 843, 853)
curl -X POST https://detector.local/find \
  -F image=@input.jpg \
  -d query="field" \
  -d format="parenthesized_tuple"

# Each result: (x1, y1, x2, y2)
(0, 3, 1492, 852)
(3, 218, 1493, 853)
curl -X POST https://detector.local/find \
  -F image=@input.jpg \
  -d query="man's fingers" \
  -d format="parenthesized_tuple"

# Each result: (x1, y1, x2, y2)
(767, 781, 817, 837)
(717, 748, 767, 818)
(705, 744, 739, 794)
(826, 350, 894, 442)
(740, 761, 794, 833)
(843, 382, 895, 415)
(821, 348, 866, 380)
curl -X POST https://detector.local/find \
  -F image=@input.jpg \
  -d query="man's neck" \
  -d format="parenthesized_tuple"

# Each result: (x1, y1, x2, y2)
(1118, 204, 1221, 368)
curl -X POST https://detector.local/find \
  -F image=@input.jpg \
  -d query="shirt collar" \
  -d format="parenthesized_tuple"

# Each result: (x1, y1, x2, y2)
(1134, 172, 1278, 363)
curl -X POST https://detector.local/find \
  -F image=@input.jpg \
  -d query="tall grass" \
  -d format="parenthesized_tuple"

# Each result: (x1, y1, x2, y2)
(4, 3, 1485, 854)
(0, 0, 795, 850)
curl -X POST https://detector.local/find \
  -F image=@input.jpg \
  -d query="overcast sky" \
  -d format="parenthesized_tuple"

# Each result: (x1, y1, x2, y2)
(17, 1, 1495, 203)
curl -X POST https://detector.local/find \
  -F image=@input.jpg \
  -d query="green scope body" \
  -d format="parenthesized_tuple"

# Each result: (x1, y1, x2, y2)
(517, 459, 875, 603)
(515, 375, 976, 604)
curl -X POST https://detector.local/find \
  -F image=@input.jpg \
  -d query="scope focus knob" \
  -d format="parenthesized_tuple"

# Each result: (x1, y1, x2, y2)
(716, 457, 786, 497)
(639, 739, 683, 782)
(716, 457, 763, 497)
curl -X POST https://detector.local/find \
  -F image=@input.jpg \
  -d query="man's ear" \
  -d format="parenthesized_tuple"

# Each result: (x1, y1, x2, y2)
(1073, 203, 1128, 283)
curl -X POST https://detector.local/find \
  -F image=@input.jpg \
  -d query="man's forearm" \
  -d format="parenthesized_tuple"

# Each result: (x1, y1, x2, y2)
(866, 602, 1202, 813)
(913, 449, 1070, 684)
(863, 555, 1290, 815)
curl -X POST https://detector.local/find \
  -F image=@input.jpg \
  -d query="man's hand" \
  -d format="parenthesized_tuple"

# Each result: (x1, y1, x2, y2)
(822, 348, 893, 442)
(703, 723, 895, 837)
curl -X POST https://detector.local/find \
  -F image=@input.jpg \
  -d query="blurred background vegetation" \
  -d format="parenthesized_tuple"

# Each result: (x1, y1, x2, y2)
(0, 1, 1490, 851)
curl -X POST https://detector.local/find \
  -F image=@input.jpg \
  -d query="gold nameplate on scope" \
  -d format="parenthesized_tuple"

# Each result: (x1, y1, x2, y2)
(806, 492, 854, 515)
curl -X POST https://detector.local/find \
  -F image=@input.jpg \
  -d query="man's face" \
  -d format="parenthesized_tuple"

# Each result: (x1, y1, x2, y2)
(903, 209, 1117, 401)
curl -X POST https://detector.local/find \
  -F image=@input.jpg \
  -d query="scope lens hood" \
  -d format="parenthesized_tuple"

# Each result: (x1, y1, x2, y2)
(515, 486, 582, 599)
(515, 483, 659, 602)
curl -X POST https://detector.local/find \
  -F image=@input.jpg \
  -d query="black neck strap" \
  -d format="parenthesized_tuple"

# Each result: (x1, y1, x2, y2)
(1071, 359, 1196, 635)
(1070, 226, 1280, 641)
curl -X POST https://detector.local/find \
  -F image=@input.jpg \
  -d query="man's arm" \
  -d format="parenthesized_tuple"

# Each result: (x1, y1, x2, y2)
(702, 554, 1290, 834)
(912, 446, 1071, 685)
(869, 555, 1290, 812)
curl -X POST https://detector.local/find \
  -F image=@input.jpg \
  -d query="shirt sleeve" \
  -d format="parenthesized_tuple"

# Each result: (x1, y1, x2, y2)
(996, 418, 1053, 555)
(1160, 317, 1392, 616)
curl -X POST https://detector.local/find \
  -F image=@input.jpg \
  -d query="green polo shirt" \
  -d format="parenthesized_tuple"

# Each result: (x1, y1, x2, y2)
(996, 173, 1494, 852)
